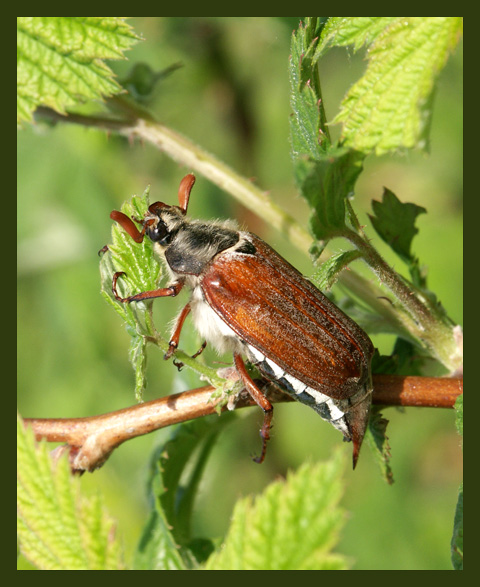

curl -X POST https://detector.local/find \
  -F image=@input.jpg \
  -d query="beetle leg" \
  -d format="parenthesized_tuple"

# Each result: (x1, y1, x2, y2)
(234, 353, 273, 464)
(166, 303, 207, 368)
(172, 342, 207, 371)
(191, 340, 207, 359)
(165, 303, 191, 360)
(112, 272, 185, 304)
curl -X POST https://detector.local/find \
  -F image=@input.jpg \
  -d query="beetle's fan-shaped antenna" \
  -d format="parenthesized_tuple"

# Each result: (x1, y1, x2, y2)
(177, 173, 196, 214)
(110, 210, 145, 243)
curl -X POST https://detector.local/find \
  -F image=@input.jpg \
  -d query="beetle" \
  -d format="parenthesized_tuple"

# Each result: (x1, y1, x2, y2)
(109, 174, 374, 468)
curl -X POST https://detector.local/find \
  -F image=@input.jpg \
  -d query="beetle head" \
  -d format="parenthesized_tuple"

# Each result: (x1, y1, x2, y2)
(110, 174, 196, 247)
(143, 203, 185, 248)
(142, 173, 197, 248)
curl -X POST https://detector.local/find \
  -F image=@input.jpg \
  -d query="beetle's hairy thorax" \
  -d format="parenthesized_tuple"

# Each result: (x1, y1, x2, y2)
(153, 215, 255, 354)
(152, 216, 241, 277)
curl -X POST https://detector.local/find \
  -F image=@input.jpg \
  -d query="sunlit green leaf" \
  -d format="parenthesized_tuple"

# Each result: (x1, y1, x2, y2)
(316, 17, 397, 57)
(17, 414, 123, 570)
(204, 455, 348, 570)
(17, 17, 140, 124)
(100, 186, 160, 333)
(129, 334, 148, 402)
(100, 186, 162, 400)
(322, 17, 463, 154)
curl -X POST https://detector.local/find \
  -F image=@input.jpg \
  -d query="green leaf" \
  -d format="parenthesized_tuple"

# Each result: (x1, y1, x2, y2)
(289, 18, 329, 163)
(371, 339, 425, 377)
(204, 454, 348, 570)
(100, 186, 161, 334)
(323, 17, 463, 154)
(369, 188, 427, 286)
(316, 17, 398, 57)
(289, 19, 366, 244)
(302, 149, 365, 242)
(119, 61, 183, 103)
(17, 17, 140, 125)
(129, 334, 148, 402)
(100, 187, 161, 400)
(365, 408, 394, 485)
(369, 188, 426, 264)
(310, 249, 363, 291)
(454, 393, 463, 438)
(133, 472, 188, 571)
(451, 395, 463, 569)
(134, 415, 234, 569)
(451, 482, 463, 570)
(17, 414, 124, 570)
(158, 417, 232, 546)
(105, 187, 161, 303)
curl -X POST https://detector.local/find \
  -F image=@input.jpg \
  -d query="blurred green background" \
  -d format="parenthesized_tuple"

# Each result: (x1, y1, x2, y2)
(17, 18, 462, 569)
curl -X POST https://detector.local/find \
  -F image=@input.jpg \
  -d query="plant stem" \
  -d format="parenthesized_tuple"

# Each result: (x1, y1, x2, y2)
(34, 108, 408, 327)
(342, 227, 462, 372)
(23, 375, 462, 473)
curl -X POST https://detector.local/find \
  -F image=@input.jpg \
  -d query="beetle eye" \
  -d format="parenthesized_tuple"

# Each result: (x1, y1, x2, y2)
(148, 221, 171, 245)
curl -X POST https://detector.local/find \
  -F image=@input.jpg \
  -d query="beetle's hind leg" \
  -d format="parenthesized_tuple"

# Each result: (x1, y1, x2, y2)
(234, 353, 273, 464)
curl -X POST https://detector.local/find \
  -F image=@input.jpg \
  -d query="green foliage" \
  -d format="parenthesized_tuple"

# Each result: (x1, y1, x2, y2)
(451, 483, 463, 570)
(17, 414, 124, 570)
(369, 188, 427, 286)
(100, 188, 161, 400)
(454, 393, 463, 437)
(134, 416, 232, 569)
(17, 17, 140, 125)
(133, 417, 348, 570)
(100, 189, 161, 327)
(289, 18, 330, 161)
(311, 249, 363, 291)
(289, 17, 462, 375)
(317, 17, 463, 154)
(365, 408, 393, 485)
(204, 452, 348, 570)
(372, 339, 425, 377)
(17, 17, 463, 570)
(289, 19, 366, 246)
(301, 149, 365, 245)
(119, 62, 183, 102)
(133, 503, 188, 570)
(451, 394, 463, 569)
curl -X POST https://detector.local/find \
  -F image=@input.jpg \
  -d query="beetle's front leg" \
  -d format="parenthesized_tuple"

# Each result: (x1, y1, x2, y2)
(112, 272, 185, 303)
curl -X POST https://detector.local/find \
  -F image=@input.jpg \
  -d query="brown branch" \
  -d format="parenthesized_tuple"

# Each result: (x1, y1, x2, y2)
(371, 374, 463, 408)
(22, 375, 462, 473)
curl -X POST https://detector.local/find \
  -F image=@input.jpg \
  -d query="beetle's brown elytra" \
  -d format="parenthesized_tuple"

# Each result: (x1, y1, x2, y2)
(110, 174, 374, 467)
